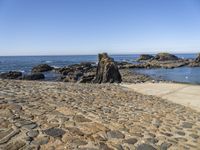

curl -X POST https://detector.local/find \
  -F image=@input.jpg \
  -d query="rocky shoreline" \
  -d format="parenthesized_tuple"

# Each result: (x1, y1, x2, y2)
(1, 52, 200, 84)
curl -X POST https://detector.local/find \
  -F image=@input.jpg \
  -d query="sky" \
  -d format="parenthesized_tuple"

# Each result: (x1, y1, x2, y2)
(0, 0, 200, 56)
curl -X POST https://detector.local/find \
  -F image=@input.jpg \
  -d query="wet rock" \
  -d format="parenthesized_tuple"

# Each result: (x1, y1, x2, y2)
(137, 54, 154, 61)
(0, 71, 22, 79)
(137, 143, 156, 150)
(107, 130, 125, 139)
(93, 53, 122, 83)
(32, 64, 53, 73)
(43, 128, 65, 138)
(154, 53, 179, 61)
(22, 73, 45, 80)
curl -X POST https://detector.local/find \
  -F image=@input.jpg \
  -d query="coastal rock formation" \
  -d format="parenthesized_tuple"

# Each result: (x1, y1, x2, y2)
(22, 73, 45, 80)
(93, 53, 122, 83)
(32, 64, 53, 73)
(0, 71, 22, 79)
(188, 53, 200, 67)
(137, 54, 154, 61)
(154, 53, 179, 61)
(195, 53, 200, 63)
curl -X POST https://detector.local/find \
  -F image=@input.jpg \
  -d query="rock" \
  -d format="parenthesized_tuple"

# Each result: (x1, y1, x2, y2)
(73, 115, 92, 122)
(0, 71, 22, 79)
(154, 53, 179, 61)
(107, 130, 125, 139)
(22, 73, 45, 80)
(3, 140, 26, 150)
(123, 138, 138, 144)
(195, 53, 200, 63)
(189, 134, 199, 139)
(181, 122, 193, 128)
(99, 142, 113, 150)
(63, 74, 78, 82)
(137, 54, 154, 61)
(43, 128, 65, 138)
(78, 74, 95, 83)
(32, 64, 53, 73)
(0, 129, 20, 144)
(160, 142, 172, 150)
(27, 130, 39, 138)
(137, 143, 156, 150)
(66, 127, 84, 136)
(32, 136, 49, 145)
(93, 53, 122, 83)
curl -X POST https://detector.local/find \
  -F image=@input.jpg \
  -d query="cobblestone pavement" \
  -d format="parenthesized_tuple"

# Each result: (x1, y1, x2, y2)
(0, 80, 200, 150)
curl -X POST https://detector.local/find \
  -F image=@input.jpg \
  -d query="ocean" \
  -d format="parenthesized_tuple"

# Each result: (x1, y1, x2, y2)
(0, 53, 199, 84)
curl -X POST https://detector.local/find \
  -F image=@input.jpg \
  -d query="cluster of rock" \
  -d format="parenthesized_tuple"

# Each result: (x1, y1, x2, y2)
(127, 52, 200, 69)
(0, 53, 122, 83)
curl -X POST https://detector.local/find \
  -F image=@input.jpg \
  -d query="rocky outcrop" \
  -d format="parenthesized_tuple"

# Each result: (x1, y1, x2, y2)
(195, 53, 200, 63)
(22, 73, 45, 80)
(32, 64, 53, 73)
(93, 53, 122, 83)
(0, 71, 22, 79)
(188, 53, 200, 67)
(154, 53, 179, 61)
(137, 54, 154, 61)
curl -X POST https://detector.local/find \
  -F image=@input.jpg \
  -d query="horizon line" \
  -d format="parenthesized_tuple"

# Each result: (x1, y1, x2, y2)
(0, 52, 199, 57)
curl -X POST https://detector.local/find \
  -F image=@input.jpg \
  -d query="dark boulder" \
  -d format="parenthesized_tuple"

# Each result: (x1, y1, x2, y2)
(137, 54, 154, 61)
(22, 73, 45, 80)
(78, 73, 95, 83)
(93, 53, 122, 83)
(32, 64, 53, 73)
(154, 53, 179, 61)
(0, 71, 22, 79)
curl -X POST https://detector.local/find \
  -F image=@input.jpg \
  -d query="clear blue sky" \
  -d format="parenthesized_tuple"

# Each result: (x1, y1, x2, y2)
(0, 0, 200, 55)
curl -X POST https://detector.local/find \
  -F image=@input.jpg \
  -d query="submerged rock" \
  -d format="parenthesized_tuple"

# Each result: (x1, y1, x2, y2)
(22, 73, 45, 80)
(32, 64, 53, 73)
(0, 71, 22, 79)
(154, 53, 179, 61)
(137, 54, 154, 61)
(93, 53, 122, 83)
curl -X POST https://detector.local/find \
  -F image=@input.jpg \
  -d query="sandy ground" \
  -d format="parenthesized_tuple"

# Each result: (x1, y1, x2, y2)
(121, 82, 200, 112)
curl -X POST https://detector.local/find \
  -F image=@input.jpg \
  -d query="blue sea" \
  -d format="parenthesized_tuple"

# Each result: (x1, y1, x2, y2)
(0, 54, 200, 84)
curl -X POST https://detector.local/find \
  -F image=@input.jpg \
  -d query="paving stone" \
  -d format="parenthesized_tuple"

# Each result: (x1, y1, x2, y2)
(43, 128, 66, 138)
